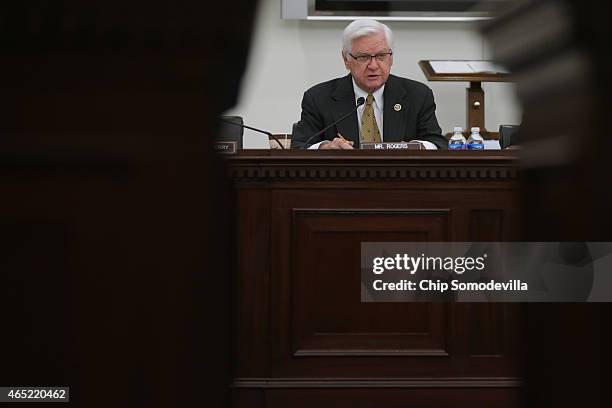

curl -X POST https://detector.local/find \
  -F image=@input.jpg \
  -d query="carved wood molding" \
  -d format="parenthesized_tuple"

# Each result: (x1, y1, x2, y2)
(230, 166, 518, 181)
(232, 377, 523, 389)
(293, 348, 450, 357)
(226, 151, 519, 181)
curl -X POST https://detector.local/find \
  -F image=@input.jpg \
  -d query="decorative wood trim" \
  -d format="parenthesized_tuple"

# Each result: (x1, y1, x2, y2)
(289, 209, 452, 358)
(292, 209, 452, 216)
(293, 348, 449, 357)
(232, 377, 523, 389)
(227, 151, 519, 181)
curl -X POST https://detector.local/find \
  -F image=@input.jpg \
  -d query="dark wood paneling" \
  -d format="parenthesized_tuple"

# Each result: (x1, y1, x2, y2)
(466, 209, 521, 361)
(236, 188, 272, 377)
(468, 304, 505, 357)
(470, 209, 504, 241)
(265, 388, 521, 408)
(230, 151, 522, 405)
(233, 378, 523, 408)
(291, 210, 449, 357)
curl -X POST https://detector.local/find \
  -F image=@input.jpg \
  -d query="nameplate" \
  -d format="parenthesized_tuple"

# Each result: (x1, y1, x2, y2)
(361, 141, 424, 150)
(214, 141, 238, 154)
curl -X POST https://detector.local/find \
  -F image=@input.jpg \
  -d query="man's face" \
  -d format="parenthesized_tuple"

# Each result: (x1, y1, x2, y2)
(343, 32, 393, 93)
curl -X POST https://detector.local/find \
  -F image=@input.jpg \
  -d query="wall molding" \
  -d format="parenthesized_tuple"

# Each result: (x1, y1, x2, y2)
(232, 377, 523, 388)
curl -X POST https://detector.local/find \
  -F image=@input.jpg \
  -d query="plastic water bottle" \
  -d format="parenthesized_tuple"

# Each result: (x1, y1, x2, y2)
(467, 127, 484, 150)
(448, 127, 467, 150)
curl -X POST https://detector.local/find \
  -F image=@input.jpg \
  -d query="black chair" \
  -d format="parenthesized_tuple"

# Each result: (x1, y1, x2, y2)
(218, 116, 244, 149)
(499, 124, 520, 149)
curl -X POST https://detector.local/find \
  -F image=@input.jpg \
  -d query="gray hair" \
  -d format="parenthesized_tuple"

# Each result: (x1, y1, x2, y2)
(342, 19, 394, 56)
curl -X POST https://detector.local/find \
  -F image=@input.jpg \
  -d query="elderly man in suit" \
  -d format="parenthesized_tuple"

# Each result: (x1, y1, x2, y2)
(291, 19, 447, 150)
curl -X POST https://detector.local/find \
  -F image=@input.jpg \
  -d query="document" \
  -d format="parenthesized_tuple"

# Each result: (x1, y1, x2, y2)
(430, 60, 510, 74)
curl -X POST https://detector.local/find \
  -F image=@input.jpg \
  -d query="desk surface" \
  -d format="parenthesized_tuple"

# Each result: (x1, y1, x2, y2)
(227, 149, 518, 160)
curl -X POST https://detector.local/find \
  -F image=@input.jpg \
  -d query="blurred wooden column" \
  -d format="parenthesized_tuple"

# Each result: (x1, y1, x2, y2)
(467, 82, 485, 131)
(0, 2, 258, 407)
(483, 1, 611, 406)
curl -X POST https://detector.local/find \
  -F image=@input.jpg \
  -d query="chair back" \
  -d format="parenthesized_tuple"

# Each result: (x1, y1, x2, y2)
(219, 116, 244, 149)
(499, 124, 520, 148)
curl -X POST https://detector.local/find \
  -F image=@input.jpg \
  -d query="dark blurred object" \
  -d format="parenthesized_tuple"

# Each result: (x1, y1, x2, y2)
(0, 1, 258, 407)
(483, 0, 610, 407)
(498, 124, 520, 148)
(221, 116, 287, 149)
(219, 116, 244, 149)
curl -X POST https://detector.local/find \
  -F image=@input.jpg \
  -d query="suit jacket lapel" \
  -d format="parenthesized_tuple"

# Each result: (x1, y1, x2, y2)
(331, 74, 360, 147)
(383, 75, 408, 142)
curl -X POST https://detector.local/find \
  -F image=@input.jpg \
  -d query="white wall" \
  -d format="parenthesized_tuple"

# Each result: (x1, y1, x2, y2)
(226, 0, 522, 148)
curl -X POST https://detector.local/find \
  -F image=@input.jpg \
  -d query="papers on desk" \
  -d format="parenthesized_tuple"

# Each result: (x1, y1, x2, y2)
(430, 60, 510, 75)
(483, 140, 501, 150)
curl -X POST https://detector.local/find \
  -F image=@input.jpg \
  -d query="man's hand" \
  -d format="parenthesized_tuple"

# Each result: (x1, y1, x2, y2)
(319, 133, 354, 149)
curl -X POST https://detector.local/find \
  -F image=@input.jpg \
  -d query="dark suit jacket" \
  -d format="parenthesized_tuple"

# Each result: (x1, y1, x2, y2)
(291, 74, 447, 149)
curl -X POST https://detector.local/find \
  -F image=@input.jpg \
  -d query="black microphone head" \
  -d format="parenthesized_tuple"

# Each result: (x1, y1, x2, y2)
(356, 97, 365, 106)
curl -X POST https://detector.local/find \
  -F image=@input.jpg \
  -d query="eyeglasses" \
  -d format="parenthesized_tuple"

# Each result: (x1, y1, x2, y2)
(348, 51, 393, 65)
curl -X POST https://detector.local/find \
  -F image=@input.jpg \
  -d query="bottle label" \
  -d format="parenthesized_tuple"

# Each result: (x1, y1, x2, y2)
(467, 143, 485, 150)
(448, 142, 464, 150)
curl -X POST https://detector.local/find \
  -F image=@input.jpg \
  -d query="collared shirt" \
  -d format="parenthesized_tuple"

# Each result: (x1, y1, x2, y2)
(308, 81, 385, 149)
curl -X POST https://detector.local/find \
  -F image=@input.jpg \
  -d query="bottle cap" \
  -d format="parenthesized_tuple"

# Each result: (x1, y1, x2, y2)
(471, 127, 480, 133)
(453, 127, 463, 132)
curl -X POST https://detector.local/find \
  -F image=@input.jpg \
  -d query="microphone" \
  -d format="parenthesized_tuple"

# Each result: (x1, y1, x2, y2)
(303, 97, 365, 147)
(219, 118, 285, 149)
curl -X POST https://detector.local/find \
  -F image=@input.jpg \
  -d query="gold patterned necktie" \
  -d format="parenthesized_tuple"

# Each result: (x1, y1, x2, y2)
(360, 93, 382, 143)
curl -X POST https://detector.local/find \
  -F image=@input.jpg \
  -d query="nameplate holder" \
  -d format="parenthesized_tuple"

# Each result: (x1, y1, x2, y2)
(361, 141, 424, 150)
(214, 141, 238, 154)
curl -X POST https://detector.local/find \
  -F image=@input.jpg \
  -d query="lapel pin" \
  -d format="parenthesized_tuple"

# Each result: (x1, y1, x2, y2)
(394, 103, 402, 112)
